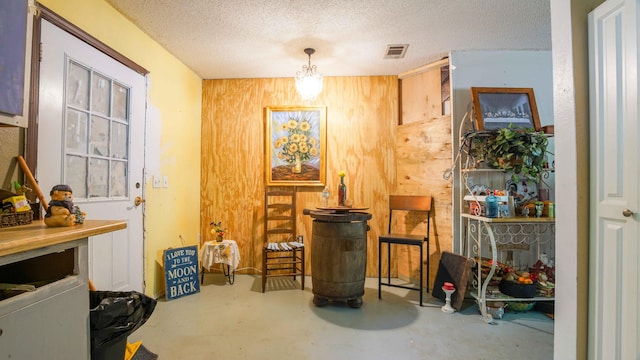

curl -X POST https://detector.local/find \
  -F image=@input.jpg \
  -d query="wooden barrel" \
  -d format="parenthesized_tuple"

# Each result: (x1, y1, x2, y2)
(309, 211, 371, 307)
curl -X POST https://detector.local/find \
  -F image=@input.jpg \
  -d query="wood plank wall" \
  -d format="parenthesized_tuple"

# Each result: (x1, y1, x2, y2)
(400, 67, 444, 124)
(395, 116, 453, 286)
(395, 65, 453, 287)
(201, 74, 453, 286)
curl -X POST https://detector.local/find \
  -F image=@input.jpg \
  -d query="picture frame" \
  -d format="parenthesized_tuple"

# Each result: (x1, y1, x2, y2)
(264, 106, 327, 186)
(470, 87, 541, 131)
(0, 0, 33, 127)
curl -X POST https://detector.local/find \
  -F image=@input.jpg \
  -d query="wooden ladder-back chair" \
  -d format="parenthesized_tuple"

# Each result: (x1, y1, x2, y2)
(262, 186, 305, 292)
(378, 195, 432, 306)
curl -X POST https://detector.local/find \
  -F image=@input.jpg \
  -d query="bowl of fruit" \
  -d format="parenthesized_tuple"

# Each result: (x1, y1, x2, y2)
(499, 271, 537, 298)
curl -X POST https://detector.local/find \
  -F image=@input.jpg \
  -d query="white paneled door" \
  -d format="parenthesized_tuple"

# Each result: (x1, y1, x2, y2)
(37, 20, 145, 292)
(589, 0, 640, 358)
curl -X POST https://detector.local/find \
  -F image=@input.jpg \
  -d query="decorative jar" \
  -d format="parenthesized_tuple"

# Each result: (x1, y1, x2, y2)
(338, 177, 347, 206)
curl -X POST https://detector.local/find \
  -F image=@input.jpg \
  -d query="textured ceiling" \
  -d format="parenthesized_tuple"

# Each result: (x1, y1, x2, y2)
(105, 0, 551, 79)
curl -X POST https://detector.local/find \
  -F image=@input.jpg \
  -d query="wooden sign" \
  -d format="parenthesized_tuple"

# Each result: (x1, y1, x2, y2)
(433, 251, 473, 311)
(163, 245, 200, 301)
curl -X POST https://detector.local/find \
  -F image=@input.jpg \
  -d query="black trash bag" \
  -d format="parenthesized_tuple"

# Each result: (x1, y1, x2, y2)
(89, 290, 157, 354)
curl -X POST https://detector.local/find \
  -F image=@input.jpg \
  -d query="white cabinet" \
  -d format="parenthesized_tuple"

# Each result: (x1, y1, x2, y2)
(0, 240, 89, 359)
(0, 220, 126, 358)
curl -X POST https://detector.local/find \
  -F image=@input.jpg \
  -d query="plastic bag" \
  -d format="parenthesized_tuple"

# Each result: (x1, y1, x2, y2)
(89, 290, 157, 349)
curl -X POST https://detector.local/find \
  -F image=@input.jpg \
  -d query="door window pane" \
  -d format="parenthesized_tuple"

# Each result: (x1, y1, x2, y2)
(66, 61, 90, 110)
(90, 115, 110, 156)
(110, 160, 127, 197)
(91, 73, 111, 116)
(66, 155, 87, 198)
(111, 122, 128, 159)
(88, 158, 109, 197)
(64, 58, 131, 199)
(113, 82, 128, 121)
(65, 109, 88, 153)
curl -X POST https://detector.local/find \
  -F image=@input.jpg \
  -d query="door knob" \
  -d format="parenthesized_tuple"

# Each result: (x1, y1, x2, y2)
(622, 209, 634, 217)
(134, 196, 145, 206)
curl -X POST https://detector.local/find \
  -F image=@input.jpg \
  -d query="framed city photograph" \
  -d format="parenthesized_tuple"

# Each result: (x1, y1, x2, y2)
(470, 87, 541, 131)
(264, 106, 327, 186)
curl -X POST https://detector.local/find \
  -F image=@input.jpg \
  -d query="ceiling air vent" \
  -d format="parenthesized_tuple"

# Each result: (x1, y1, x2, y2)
(384, 44, 409, 59)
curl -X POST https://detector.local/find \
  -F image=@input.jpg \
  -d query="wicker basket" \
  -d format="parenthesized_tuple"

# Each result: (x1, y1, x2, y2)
(0, 211, 33, 228)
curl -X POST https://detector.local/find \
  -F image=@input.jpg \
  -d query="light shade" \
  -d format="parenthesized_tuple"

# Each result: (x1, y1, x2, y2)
(295, 48, 323, 101)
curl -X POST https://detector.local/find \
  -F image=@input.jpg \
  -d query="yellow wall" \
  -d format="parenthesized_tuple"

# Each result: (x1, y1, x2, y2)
(40, 0, 202, 297)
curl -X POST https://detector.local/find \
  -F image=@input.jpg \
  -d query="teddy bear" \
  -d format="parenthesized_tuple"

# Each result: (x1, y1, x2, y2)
(44, 184, 85, 227)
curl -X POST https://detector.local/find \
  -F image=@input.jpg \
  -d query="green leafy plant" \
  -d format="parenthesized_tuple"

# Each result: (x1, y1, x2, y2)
(470, 126, 549, 182)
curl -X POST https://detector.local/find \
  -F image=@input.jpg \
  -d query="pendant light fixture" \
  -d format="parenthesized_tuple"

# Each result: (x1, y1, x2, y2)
(295, 48, 323, 101)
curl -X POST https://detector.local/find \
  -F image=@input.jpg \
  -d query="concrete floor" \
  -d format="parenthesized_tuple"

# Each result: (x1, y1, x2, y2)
(130, 274, 554, 359)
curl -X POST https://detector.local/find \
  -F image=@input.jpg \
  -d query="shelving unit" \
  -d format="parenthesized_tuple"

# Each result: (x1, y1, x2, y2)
(457, 128, 556, 323)
(461, 214, 555, 323)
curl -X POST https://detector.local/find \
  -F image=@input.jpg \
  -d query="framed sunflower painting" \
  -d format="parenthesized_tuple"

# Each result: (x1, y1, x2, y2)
(264, 106, 327, 186)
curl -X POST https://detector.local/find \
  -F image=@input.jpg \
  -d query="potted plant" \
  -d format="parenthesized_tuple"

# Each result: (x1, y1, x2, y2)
(469, 125, 549, 182)
(210, 221, 226, 242)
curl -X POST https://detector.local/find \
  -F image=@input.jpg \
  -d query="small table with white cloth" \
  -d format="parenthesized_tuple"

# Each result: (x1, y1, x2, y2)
(200, 239, 240, 285)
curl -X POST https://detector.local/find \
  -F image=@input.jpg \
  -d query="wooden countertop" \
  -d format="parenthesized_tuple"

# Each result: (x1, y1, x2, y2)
(0, 220, 127, 257)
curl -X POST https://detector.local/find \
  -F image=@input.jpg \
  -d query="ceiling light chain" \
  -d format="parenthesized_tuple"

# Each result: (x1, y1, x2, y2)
(295, 48, 323, 101)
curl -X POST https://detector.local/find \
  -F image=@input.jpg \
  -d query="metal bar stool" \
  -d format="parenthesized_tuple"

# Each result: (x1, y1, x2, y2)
(378, 195, 432, 306)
